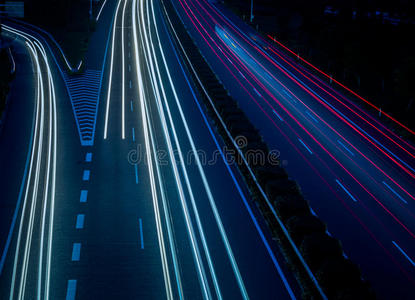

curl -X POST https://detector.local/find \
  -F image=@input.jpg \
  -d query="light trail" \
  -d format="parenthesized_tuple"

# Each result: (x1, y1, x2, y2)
(96, 0, 108, 21)
(188, 0, 415, 211)
(214, 27, 415, 206)
(2, 24, 58, 300)
(199, 0, 415, 160)
(132, 0, 174, 298)
(161, 5, 297, 298)
(139, 1, 211, 298)
(103, 0, 123, 139)
(179, 0, 415, 240)
(172, 0, 415, 294)
(121, 0, 128, 139)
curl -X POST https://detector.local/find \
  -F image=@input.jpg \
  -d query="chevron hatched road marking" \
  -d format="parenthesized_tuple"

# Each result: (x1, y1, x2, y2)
(64, 69, 102, 146)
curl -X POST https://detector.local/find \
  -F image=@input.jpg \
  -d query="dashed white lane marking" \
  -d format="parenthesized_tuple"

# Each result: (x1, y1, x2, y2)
(85, 152, 92, 162)
(65, 280, 77, 300)
(71, 243, 81, 261)
(82, 170, 90, 181)
(76, 215, 85, 229)
(80, 190, 88, 203)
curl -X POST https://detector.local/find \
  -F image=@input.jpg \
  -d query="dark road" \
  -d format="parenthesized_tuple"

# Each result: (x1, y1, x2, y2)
(0, 0, 414, 299)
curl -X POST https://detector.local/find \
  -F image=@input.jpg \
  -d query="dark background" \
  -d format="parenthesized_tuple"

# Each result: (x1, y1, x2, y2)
(224, 0, 415, 135)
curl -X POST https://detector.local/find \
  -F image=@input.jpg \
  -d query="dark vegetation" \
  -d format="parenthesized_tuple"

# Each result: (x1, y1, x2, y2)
(224, 0, 415, 136)
(21, 0, 99, 66)
(162, 0, 376, 298)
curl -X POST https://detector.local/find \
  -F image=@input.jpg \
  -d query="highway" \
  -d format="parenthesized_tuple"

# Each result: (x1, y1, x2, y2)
(0, 0, 301, 299)
(171, 0, 415, 299)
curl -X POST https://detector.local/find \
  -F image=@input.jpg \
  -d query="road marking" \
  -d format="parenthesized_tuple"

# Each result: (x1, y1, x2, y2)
(129, 64, 131, 72)
(121, 0, 128, 141)
(238, 71, 246, 79)
(283, 90, 292, 98)
(337, 140, 355, 157)
(130, 100, 133, 112)
(272, 110, 284, 122)
(392, 241, 415, 266)
(128, 51, 130, 58)
(298, 138, 313, 154)
(383, 181, 408, 204)
(65, 280, 77, 300)
(129, 80, 132, 89)
(310, 207, 318, 216)
(80, 190, 88, 203)
(134, 164, 138, 184)
(336, 179, 357, 202)
(132, 127, 136, 142)
(139, 218, 144, 249)
(85, 152, 92, 162)
(71, 243, 81, 261)
(226, 57, 235, 67)
(76, 214, 85, 229)
(253, 88, 262, 97)
(82, 170, 90, 181)
(306, 111, 319, 123)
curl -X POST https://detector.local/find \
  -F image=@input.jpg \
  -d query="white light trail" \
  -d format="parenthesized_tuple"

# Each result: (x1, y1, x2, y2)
(103, 0, 123, 139)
